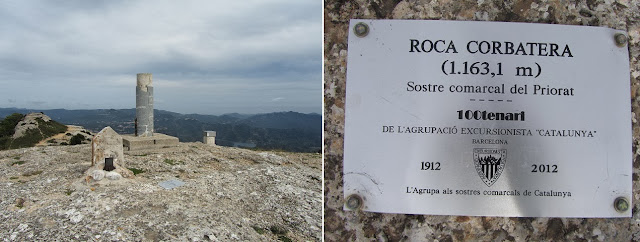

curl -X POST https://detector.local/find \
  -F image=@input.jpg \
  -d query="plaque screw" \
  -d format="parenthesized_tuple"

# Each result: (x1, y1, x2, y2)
(354, 22, 369, 38)
(345, 194, 363, 210)
(614, 197, 629, 212)
(614, 33, 627, 47)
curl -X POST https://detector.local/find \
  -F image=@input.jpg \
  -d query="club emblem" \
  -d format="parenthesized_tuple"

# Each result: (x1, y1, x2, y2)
(474, 148, 507, 187)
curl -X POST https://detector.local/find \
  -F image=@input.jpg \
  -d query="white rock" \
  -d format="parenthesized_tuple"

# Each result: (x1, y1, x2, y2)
(205, 234, 217, 240)
(70, 213, 83, 223)
(91, 170, 105, 181)
(592, 228, 601, 236)
(17, 223, 28, 232)
(106, 172, 122, 180)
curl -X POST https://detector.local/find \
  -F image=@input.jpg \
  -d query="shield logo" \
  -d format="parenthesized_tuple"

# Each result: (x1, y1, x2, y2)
(474, 148, 507, 187)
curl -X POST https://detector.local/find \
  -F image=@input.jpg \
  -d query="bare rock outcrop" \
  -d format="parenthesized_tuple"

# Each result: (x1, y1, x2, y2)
(0, 143, 321, 241)
(12, 113, 52, 139)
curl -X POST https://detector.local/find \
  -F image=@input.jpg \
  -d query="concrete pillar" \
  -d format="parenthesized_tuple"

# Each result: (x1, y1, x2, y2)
(203, 131, 216, 145)
(136, 73, 153, 137)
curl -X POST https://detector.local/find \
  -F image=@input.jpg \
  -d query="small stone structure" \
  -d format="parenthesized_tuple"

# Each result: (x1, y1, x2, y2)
(88, 126, 133, 181)
(123, 133, 179, 151)
(123, 73, 179, 151)
(203, 131, 216, 145)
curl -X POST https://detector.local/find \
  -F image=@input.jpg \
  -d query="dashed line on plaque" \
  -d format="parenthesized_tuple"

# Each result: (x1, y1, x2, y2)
(470, 99, 513, 102)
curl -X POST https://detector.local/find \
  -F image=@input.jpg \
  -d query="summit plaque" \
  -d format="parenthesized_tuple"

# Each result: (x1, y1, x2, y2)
(343, 20, 632, 217)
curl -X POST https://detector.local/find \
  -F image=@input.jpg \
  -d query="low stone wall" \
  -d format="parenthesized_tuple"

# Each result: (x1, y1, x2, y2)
(324, 0, 640, 240)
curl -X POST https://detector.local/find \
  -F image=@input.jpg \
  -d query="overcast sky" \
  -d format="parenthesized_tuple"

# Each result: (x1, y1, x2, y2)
(0, 0, 321, 115)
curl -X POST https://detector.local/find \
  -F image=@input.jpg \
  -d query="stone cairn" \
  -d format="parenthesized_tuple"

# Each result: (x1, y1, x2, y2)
(87, 126, 133, 182)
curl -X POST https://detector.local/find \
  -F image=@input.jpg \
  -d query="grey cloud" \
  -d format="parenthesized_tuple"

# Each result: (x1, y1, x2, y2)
(0, 0, 320, 114)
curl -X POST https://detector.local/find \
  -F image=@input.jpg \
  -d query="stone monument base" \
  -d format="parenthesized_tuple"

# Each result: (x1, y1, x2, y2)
(122, 133, 179, 151)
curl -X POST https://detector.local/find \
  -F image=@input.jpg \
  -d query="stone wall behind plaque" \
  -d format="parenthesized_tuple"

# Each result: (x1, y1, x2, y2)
(324, 0, 640, 241)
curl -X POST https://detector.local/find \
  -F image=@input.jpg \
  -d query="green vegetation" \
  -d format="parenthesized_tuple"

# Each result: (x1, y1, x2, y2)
(65, 189, 73, 196)
(0, 113, 24, 150)
(36, 117, 67, 135)
(10, 160, 25, 166)
(9, 176, 18, 180)
(128, 167, 145, 175)
(69, 134, 85, 145)
(22, 170, 42, 176)
(1, 108, 322, 152)
(0, 113, 24, 137)
(253, 225, 290, 241)
(269, 226, 291, 242)
(277, 235, 292, 242)
(0, 113, 67, 150)
(252, 226, 266, 235)
(269, 226, 288, 235)
(163, 159, 183, 165)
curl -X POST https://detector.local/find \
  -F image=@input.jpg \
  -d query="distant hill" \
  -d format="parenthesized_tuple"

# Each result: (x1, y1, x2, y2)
(0, 113, 68, 150)
(0, 108, 321, 152)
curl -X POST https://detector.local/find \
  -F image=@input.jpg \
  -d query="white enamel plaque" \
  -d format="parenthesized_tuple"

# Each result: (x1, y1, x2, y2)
(343, 20, 632, 217)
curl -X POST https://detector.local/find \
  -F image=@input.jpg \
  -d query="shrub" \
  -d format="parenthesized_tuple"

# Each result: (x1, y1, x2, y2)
(35, 118, 67, 137)
(0, 113, 24, 137)
(269, 226, 288, 235)
(252, 226, 265, 234)
(0, 136, 10, 150)
(10, 128, 45, 149)
(69, 134, 84, 145)
(163, 159, 183, 165)
(128, 167, 145, 175)
(278, 235, 292, 242)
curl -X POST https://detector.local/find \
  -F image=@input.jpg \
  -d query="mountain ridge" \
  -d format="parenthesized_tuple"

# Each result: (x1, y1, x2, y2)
(0, 108, 321, 152)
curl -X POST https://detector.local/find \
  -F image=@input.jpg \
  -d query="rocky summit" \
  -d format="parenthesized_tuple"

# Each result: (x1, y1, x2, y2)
(0, 142, 321, 241)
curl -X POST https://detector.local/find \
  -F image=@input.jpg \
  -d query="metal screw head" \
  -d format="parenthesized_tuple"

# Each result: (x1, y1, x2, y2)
(615, 33, 627, 47)
(354, 22, 369, 38)
(614, 197, 629, 212)
(345, 194, 363, 210)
